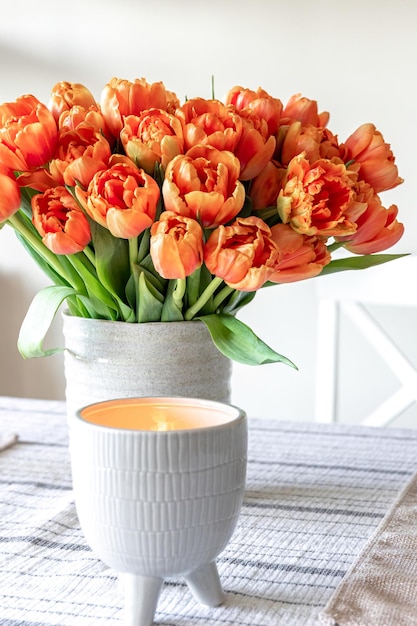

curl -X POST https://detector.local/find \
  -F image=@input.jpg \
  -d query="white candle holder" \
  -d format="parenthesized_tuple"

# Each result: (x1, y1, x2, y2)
(69, 396, 247, 626)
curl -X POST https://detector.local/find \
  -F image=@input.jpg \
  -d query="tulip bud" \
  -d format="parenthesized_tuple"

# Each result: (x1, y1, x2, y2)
(150, 211, 203, 279)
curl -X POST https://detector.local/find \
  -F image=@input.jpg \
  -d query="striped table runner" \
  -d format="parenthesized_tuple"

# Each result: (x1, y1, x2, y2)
(1, 396, 417, 625)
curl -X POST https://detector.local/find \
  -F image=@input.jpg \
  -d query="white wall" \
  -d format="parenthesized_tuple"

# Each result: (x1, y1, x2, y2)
(1, 0, 416, 422)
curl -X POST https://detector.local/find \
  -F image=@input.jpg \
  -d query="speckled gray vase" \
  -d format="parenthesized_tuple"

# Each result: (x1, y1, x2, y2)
(62, 313, 232, 419)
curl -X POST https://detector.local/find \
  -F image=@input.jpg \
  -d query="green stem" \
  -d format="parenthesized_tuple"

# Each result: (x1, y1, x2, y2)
(137, 229, 150, 263)
(83, 245, 96, 267)
(8, 212, 76, 287)
(129, 238, 140, 317)
(212, 285, 235, 310)
(173, 278, 186, 307)
(129, 237, 139, 271)
(184, 276, 224, 320)
(327, 240, 348, 253)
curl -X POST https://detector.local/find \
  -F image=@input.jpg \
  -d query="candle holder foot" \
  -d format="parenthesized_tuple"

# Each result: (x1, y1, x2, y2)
(120, 572, 163, 626)
(184, 560, 225, 606)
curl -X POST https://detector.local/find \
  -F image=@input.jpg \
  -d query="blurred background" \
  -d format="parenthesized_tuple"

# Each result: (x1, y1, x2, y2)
(1, 0, 416, 425)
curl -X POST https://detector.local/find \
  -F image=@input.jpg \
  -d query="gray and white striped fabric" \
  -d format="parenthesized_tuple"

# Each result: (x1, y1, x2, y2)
(1, 396, 417, 625)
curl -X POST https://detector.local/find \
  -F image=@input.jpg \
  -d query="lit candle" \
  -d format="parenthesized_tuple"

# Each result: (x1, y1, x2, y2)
(80, 397, 241, 431)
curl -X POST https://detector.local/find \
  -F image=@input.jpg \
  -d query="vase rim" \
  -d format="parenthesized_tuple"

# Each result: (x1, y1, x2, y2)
(62, 310, 204, 327)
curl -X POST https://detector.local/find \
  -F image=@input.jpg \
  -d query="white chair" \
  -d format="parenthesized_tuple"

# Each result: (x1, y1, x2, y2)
(314, 254, 417, 426)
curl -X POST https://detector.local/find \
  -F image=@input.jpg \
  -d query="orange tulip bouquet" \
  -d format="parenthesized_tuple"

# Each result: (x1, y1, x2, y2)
(0, 77, 406, 366)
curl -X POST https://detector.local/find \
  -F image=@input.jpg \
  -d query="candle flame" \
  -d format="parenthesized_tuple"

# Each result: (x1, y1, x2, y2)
(150, 408, 177, 431)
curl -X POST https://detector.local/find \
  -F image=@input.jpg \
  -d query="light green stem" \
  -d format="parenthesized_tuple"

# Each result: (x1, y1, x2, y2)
(212, 284, 235, 310)
(8, 213, 75, 286)
(173, 278, 186, 307)
(129, 237, 139, 272)
(82, 245, 96, 267)
(129, 238, 140, 319)
(184, 276, 224, 320)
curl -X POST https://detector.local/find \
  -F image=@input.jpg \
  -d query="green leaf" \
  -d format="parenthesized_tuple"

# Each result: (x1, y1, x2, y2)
(65, 294, 94, 318)
(198, 313, 297, 368)
(186, 267, 203, 309)
(137, 272, 164, 322)
(137, 229, 151, 263)
(220, 289, 257, 315)
(153, 162, 165, 190)
(18, 285, 77, 358)
(189, 264, 216, 315)
(67, 253, 119, 319)
(18, 187, 38, 218)
(138, 253, 167, 293)
(90, 221, 132, 307)
(125, 269, 138, 316)
(320, 253, 409, 275)
(128, 257, 167, 321)
(161, 280, 185, 322)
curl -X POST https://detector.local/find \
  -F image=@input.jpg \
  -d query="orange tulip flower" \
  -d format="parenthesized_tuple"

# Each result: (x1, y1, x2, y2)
(277, 153, 357, 238)
(175, 98, 243, 152)
(162, 145, 245, 229)
(76, 159, 160, 239)
(121, 109, 184, 174)
(277, 122, 342, 168)
(249, 160, 286, 211)
(19, 126, 112, 192)
(269, 223, 331, 283)
(58, 105, 111, 141)
(281, 93, 329, 128)
(100, 77, 179, 140)
(278, 122, 323, 167)
(150, 211, 203, 279)
(224, 85, 283, 136)
(335, 182, 404, 254)
(0, 166, 21, 222)
(0, 95, 58, 171)
(49, 126, 112, 188)
(341, 123, 403, 193)
(31, 186, 91, 255)
(204, 216, 279, 291)
(232, 111, 276, 181)
(48, 82, 97, 123)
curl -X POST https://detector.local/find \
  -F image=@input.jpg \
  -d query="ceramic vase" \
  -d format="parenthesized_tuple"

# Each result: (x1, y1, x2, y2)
(62, 313, 232, 419)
